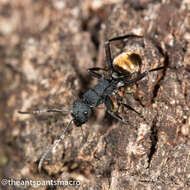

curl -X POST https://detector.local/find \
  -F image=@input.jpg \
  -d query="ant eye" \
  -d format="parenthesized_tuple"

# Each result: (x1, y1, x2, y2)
(84, 111, 88, 115)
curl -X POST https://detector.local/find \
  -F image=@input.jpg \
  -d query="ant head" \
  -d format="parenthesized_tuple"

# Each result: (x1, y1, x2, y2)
(71, 100, 92, 126)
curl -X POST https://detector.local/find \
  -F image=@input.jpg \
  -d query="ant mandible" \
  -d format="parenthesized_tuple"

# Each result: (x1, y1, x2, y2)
(19, 34, 165, 172)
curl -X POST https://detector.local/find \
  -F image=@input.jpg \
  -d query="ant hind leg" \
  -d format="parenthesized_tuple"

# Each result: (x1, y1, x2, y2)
(114, 90, 145, 120)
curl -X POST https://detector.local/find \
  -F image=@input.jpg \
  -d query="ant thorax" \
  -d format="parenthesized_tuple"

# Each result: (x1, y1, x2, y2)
(113, 51, 141, 75)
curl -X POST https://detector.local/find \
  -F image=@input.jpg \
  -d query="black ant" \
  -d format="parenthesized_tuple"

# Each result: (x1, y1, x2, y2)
(19, 34, 165, 172)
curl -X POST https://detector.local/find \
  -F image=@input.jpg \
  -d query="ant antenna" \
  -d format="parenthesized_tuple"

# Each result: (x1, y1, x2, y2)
(38, 119, 73, 172)
(18, 108, 70, 115)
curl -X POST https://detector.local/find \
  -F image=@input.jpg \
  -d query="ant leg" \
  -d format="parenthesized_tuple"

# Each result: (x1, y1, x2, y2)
(121, 103, 145, 120)
(108, 34, 142, 42)
(107, 110, 129, 125)
(120, 66, 165, 87)
(105, 96, 128, 125)
(149, 66, 165, 72)
(18, 109, 70, 115)
(113, 73, 131, 80)
(113, 91, 144, 120)
(104, 40, 114, 74)
(88, 67, 106, 79)
(112, 91, 122, 112)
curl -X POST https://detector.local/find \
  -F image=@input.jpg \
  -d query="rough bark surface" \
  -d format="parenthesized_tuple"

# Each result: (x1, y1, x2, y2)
(0, 0, 190, 189)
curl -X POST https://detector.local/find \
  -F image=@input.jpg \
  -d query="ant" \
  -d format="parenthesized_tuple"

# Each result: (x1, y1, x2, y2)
(19, 34, 165, 172)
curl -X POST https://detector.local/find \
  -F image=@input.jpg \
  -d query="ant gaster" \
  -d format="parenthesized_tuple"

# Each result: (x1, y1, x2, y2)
(19, 34, 165, 172)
